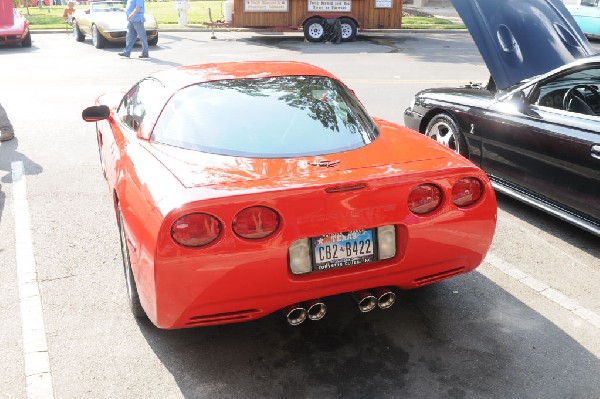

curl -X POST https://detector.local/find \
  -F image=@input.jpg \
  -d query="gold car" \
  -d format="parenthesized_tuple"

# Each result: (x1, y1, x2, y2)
(72, 1, 158, 49)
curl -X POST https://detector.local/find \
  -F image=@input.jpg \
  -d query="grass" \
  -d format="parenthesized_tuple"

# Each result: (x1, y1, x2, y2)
(401, 16, 465, 29)
(20, 1, 464, 30)
(20, 1, 226, 29)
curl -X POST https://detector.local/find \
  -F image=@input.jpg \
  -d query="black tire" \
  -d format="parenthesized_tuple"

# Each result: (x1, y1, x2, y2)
(148, 34, 158, 46)
(118, 206, 147, 319)
(424, 113, 469, 157)
(303, 17, 325, 42)
(21, 33, 32, 47)
(340, 18, 357, 42)
(92, 25, 106, 49)
(73, 20, 85, 42)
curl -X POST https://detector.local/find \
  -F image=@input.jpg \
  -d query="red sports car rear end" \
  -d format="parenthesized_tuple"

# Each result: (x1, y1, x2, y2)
(82, 61, 497, 329)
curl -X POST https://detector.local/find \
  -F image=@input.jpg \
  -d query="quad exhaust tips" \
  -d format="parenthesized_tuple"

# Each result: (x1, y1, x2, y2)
(284, 299, 327, 325)
(353, 287, 396, 312)
(284, 288, 395, 325)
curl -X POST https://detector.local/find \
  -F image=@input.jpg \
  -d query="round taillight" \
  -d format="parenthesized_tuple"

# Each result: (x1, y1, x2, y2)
(408, 184, 442, 215)
(233, 206, 280, 239)
(452, 177, 483, 207)
(171, 213, 221, 247)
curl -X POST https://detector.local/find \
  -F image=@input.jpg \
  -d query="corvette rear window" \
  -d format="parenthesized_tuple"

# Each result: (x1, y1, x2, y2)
(150, 76, 378, 158)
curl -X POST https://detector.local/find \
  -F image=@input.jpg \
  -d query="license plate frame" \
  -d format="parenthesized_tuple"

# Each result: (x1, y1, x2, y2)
(311, 229, 378, 272)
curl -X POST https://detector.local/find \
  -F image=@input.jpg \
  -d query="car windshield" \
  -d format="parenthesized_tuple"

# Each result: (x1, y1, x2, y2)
(150, 76, 379, 158)
(91, 2, 125, 12)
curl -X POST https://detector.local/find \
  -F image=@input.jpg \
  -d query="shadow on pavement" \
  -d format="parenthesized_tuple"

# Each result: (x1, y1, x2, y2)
(138, 273, 599, 398)
(0, 138, 43, 224)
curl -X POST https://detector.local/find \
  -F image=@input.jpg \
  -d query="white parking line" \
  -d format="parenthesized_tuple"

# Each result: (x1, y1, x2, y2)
(485, 252, 600, 329)
(11, 161, 55, 399)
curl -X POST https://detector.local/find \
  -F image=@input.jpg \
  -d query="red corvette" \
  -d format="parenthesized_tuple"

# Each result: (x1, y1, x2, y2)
(82, 61, 497, 329)
(0, 9, 31, 47)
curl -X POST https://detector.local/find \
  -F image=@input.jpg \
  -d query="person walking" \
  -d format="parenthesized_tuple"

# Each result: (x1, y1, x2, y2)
(118, 0, 149, 59)
(0, 102, 15, 142)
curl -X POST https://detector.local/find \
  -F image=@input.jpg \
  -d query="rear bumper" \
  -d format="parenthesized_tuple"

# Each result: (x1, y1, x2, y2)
(0, 33, 28, 45)
(148, 212, 496, 329)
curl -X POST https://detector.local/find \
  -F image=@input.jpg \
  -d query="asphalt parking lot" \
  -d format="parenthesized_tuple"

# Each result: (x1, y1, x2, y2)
(0, 30, 598, 398)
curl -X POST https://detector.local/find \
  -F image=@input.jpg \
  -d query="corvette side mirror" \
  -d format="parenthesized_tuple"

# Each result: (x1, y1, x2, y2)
(82, 105, 110, 122)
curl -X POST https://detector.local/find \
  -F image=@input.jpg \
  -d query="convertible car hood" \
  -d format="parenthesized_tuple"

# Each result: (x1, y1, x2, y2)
(451, 0, 592, 90)
(95, 13, 127, 28)
(143, 121, 463, 190)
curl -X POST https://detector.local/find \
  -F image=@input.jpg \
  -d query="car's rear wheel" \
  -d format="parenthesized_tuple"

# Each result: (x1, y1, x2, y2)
(148, 34, 158, 46)
(425, 113, 469, 157)
(73, 20, 85, 42)
(118, 205, 146, 319)
(340, 18, 357, 42)
(21, 33, 32, 47)
(92, 25, 106, 49)
(304, 17, 325, 42)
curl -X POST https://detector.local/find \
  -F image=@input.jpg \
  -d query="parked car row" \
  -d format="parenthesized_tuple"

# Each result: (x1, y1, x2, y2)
(1, 1, 159, 49)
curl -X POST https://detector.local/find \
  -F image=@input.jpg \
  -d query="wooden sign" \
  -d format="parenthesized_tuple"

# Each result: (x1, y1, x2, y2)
(244, 0, 289, 12)
(375, 0, 393, 8)
(308, 1, 352, 12)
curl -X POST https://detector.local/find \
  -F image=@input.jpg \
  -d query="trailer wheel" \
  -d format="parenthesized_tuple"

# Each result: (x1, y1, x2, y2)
(340, 18, 357, 42)
(304, 17, 325, 42)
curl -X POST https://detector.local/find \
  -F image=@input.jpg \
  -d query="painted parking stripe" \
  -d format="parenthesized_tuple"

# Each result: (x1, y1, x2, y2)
(485, 252, 600, 329)
(12, 161, 55, 399)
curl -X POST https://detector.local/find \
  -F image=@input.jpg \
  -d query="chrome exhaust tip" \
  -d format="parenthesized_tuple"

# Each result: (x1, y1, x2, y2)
(284, 304, 308, 326)
(374, 287, 396, 309)
(305, 299, 327, 321)
(352, 290, 378, 313)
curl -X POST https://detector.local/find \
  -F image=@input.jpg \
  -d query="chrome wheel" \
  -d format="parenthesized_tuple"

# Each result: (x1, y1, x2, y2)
(425, 114, 468, 157)
(92, 25, 106, 49)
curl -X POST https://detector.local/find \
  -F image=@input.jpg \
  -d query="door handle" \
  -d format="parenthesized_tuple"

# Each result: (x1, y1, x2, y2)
(592, 144, 600, 160)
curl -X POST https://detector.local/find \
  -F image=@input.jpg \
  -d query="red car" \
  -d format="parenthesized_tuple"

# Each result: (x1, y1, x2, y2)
(0, 9, 31, 47)
(82, 61, 497, 329)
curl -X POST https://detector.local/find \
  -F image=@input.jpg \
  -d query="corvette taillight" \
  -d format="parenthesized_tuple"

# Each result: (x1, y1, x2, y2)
(408, 184, 442, 215)
(452, 177, 483, 207)
(171, 213, 221, 247)
(233, 206, 280, 239)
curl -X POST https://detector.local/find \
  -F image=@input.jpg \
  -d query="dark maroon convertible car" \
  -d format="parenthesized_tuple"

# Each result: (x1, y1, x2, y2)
(404, 0, 600, 236)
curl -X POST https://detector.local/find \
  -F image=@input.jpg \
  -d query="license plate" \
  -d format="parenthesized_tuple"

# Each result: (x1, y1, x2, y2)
(312, 229, 376, 271)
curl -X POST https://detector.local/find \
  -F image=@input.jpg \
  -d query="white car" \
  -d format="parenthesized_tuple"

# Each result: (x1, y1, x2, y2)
(72, 1, 158, 49)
